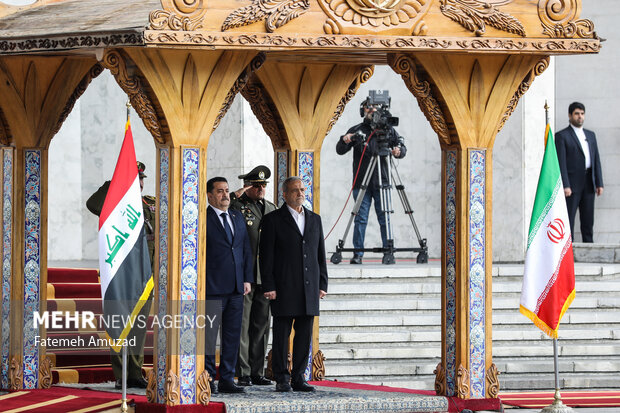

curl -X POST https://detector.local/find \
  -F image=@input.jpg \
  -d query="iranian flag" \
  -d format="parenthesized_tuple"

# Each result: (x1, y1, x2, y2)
(520, 125, 575, 338)
(99, 120, 153, 351)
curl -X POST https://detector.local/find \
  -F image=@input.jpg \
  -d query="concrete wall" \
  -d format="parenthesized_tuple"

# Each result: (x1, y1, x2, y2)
(555, 0, 619, 244)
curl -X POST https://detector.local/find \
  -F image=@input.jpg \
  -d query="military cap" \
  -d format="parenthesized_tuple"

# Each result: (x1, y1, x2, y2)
(238, 165, 270, 184)
(137, 161, 147, 178)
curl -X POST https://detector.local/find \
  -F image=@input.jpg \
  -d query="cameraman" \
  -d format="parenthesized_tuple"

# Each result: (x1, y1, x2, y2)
(336, 96, 406, 265)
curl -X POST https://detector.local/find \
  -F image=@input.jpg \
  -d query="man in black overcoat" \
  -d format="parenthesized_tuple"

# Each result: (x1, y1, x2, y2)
(259, 176, 328, 392)
(555, 102, 604, 242)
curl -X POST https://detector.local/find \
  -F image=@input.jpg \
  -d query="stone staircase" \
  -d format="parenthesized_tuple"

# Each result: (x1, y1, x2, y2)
(319, 261, 620, 392)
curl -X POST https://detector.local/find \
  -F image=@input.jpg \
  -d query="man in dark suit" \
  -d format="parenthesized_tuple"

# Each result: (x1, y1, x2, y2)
(259, 176, 328, 392)
(205, 177, 253, 393)
(555, 102, 604, 242)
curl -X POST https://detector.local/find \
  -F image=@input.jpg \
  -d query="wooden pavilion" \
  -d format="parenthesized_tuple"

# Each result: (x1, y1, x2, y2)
(0, 0, 600, 406)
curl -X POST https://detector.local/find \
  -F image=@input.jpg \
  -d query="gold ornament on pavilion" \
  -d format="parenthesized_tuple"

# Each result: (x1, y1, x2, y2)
(146, 369, 157, 403)
(39, 356, 53, 389)
(149, 0, 208, 31)
(538, 0, 597, 39)
(320, 0, 430, 34)
(221, 0, 310, 33)
(486, 363, 500, 398)
(440, 0, 526, 37)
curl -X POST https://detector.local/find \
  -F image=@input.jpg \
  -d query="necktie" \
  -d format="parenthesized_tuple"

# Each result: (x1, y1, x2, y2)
(221, 212, 233, 243)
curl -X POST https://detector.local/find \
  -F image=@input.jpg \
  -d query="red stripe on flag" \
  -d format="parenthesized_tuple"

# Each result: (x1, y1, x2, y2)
(99, 121, 139, 230)
(537, 244, 575, 331)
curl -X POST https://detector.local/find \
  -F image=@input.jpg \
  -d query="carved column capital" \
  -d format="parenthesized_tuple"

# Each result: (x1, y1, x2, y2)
(434, 362, 446, 395)
(146, 369, 157, 403)
(149, 0, 208, 31)
(538, 0, 597, 39)
(325, 66, 374, 136)
(9, 356, 22, 391)
(100, 50, 165, 145)
(457, 364, 470, 399)
(311, 349, 326, 381)
(388, 53, 451, 145)
(241, 81, 288, 149)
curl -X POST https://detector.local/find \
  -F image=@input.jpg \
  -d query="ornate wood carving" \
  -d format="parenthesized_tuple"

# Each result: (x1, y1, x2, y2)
(0, 107, 11, 146)
(222, 0, 310, 33)
(319, 0, 430, 35)
(497, 56, 549, 133)
(213, 52, 266, 132)
(486, 363, 500, 398)
(197, 370, 212, 405)
(165, 369, 180, 406)
(433, 362, 446, 395)
(440, 0, 526, 37)
(146, 368, 157, 403)
(101, 50, 165, 145)
(311, 350, 326, 381)
(148, 0, 208, 31)
(388, 53, 451, 145)
(538, 0, 597, 39)
(240, 80, 288, 149)
(9, 356, 22, 390)
(39, 356, 52, 389)
(456, 364, 470, 399)
(265, 349, 274, 380)
(0, 34, 142, 55)
(53, 63, 103, 137)
(325, 66, 374, 136)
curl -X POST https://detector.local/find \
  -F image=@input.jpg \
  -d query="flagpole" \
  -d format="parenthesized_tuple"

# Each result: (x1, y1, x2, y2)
(120, 100, 131, 413)
(540, 101, 574, 413)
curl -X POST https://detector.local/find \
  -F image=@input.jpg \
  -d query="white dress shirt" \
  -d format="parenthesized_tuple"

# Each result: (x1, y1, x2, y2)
(570, 124, 591, 169)
(209, 205, 235, 236)
(286, 204, 305, 235)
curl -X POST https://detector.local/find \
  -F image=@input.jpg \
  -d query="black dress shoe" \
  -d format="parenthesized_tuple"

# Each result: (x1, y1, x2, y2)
(251, 376, 272, 385)
(292, 381, 315, 392)
(275, 382, 292, 392)
(350, 255, 362, 264)
(209, 381, 217, 394)
(237, 376, 253, 386)
(127, 377, 148, 388)
(218, 380, 245, 393)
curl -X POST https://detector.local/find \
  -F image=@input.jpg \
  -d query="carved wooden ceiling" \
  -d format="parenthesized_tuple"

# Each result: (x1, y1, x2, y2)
(0, 0, 600, 60)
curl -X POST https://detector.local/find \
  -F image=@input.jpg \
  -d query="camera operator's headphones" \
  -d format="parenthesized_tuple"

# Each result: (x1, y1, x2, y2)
(359, 98, 370, 117)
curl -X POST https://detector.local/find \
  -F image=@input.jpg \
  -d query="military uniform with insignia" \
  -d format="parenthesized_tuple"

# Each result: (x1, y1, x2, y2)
(230, 165, 277, 386)
(86, 161, 155, 389)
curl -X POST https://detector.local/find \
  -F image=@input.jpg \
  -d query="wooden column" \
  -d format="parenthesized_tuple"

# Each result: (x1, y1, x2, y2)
(0, 55, 99, 390)
(104, 48, 263, 405)
(391, 52, 549, 399)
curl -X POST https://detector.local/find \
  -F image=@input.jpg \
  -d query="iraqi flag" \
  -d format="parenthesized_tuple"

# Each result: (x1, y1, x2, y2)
(98, 120, 153, 351)
(520, 125, 575, 338)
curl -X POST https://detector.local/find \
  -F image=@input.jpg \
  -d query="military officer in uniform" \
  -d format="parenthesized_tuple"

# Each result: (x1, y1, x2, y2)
(86, 161, 155, 389)
(230, 165, 277, 386)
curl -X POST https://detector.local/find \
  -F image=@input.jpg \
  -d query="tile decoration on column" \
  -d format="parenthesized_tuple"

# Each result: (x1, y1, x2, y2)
(157, 147, 169, 403)
(180, 147, 199, 404)
(445, 149, 457, 397)
(23, 149, 41, 389)
(1, 149, 12, 389)
(297, 152, 313, 211)
(468, 149, 486, 399)
(276, 151, 288, 207)
(303, 346, 312, 381)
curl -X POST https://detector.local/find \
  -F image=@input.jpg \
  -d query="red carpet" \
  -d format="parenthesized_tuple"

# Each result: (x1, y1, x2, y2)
(500, 390, 620, 409)
(0, 387, 147, 412)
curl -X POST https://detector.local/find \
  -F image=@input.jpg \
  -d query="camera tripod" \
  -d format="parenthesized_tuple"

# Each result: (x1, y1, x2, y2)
(330, 149, 428, 265)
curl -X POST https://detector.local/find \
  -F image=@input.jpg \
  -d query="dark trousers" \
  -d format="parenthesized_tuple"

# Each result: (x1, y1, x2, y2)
(272, 315, 314, 385)
(237, 284, 271, 377)
(566, 169, 595, 243)
(205, 294, 244, 382)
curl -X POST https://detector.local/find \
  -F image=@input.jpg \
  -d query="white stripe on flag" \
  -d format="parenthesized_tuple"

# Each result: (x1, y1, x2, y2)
(98, 176, 143, 300)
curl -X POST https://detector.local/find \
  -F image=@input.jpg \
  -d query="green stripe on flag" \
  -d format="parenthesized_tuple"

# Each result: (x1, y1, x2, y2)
(527, 128, 563, 248)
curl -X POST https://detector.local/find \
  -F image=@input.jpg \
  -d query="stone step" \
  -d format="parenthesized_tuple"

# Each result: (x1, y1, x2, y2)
(499, 373, 620, 390)
(321, 295, 620, 311)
